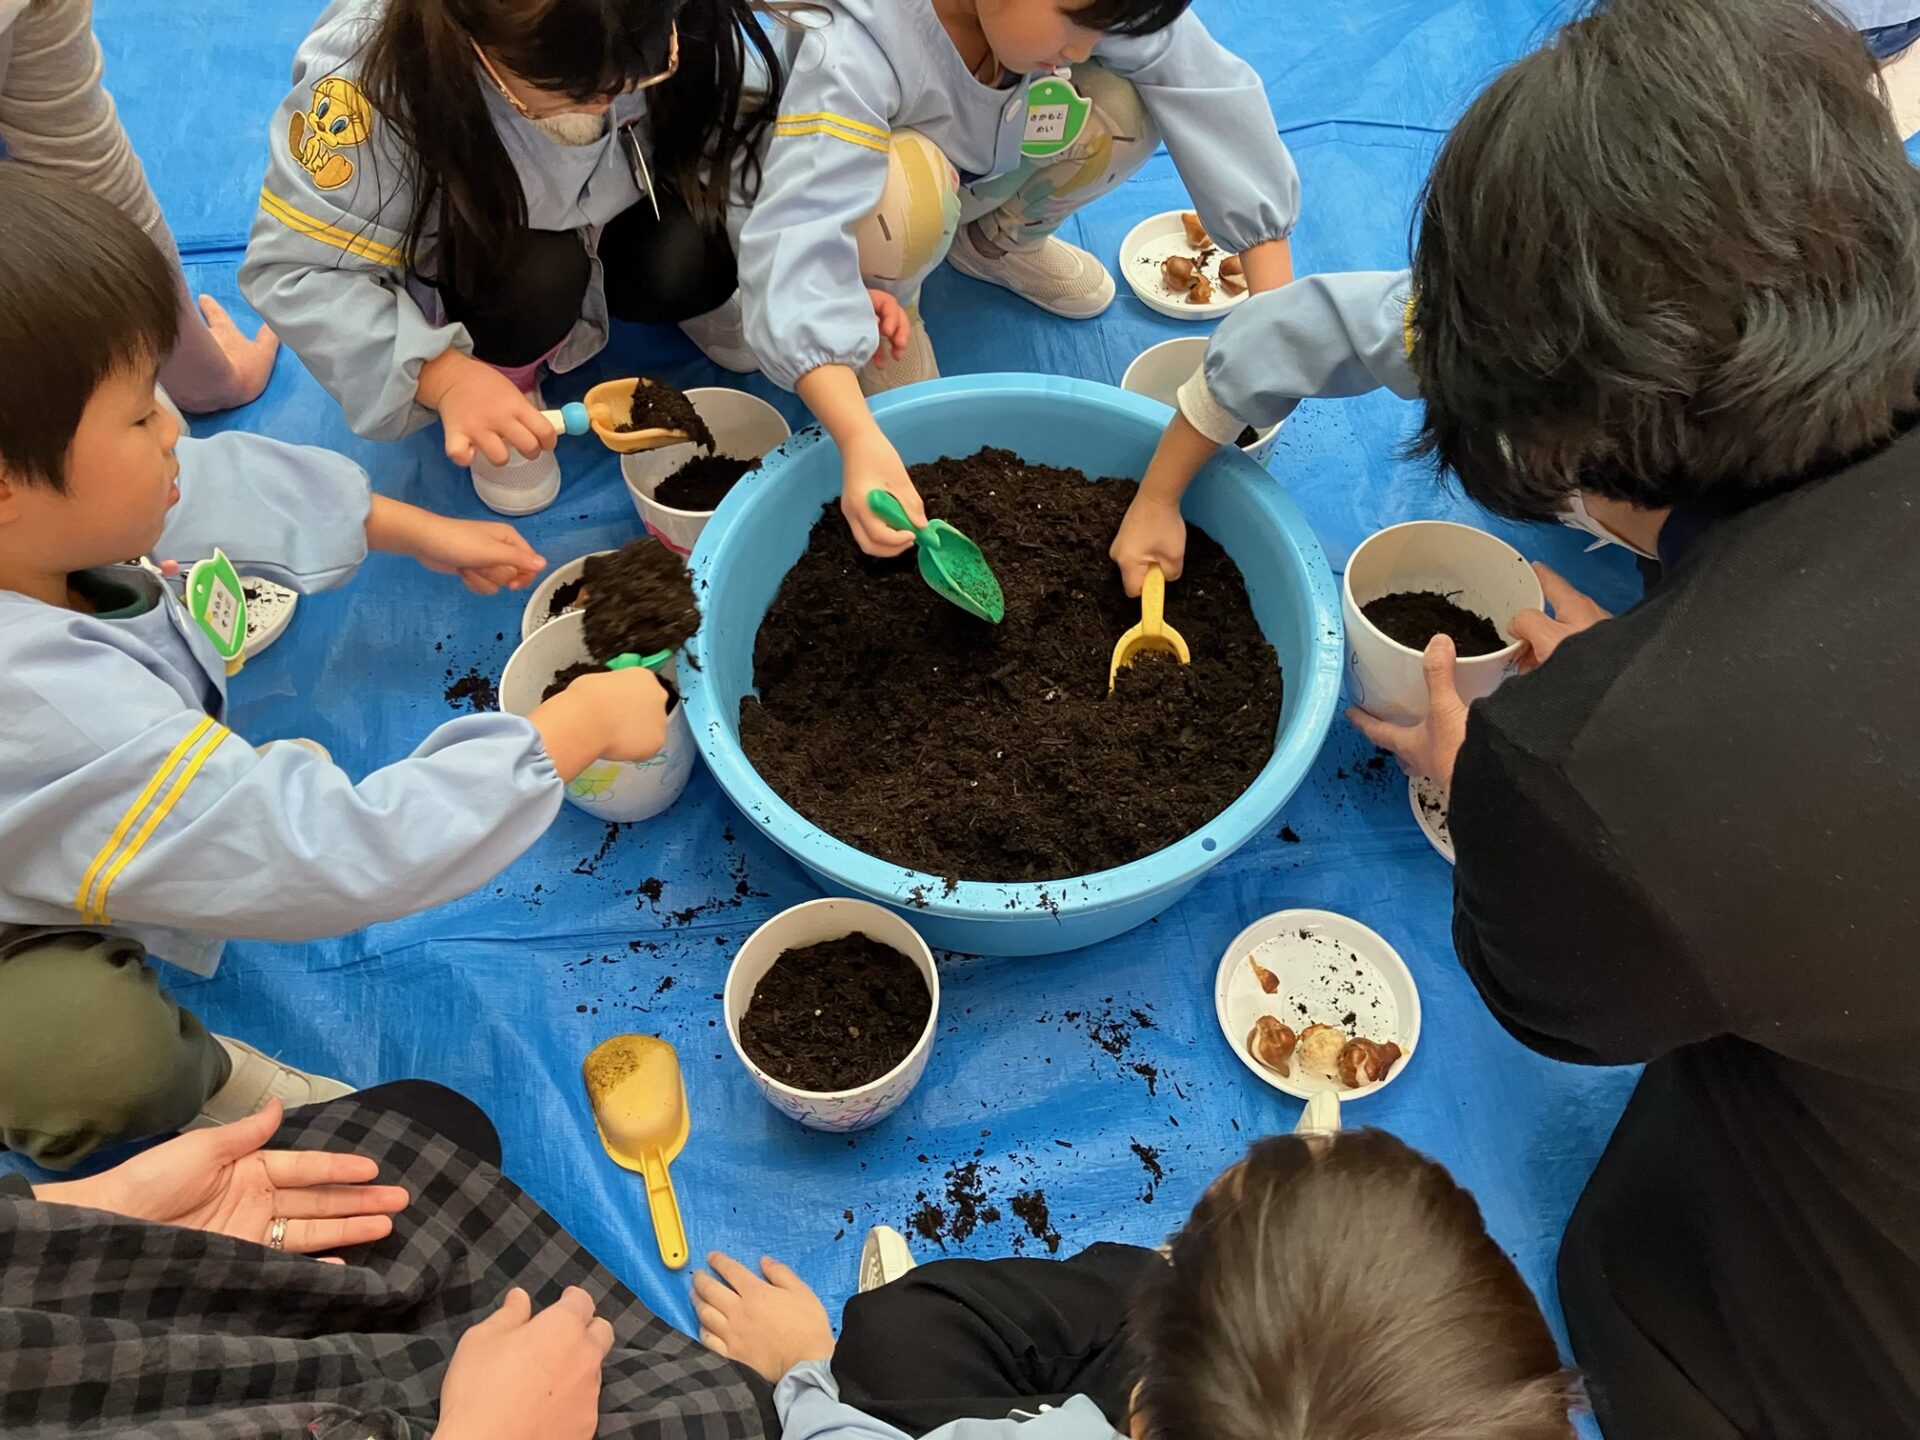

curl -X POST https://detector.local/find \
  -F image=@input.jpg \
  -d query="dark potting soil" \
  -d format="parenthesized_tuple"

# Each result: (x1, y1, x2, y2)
(618, 379, 715, 452)
(547, 576, 587, 621)
(1235, 425, 1258, 448)
(738, 934, 931, 1092)
(654, 453, 759, 512)
(444, 667, 498, 713)
(542, 660, 603, 702)
(739, 447, 1282, 882)
(1361, 590, 1504, 657)
(581, 539, 700, 663)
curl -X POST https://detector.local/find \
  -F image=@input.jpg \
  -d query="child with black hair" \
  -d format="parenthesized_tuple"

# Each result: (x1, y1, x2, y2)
(243, 0, 907, 516)
(734, 0, 1301, 557)
(0, 166, 673, 1168)
(693, 1127, 1578, 1440)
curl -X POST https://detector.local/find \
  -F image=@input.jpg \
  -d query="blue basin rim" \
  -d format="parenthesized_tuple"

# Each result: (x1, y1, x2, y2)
(683, 373, 1344, 954)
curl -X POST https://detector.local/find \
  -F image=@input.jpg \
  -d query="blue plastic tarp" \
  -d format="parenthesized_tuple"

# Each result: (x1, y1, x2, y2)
(58, 0, 1645, 1419)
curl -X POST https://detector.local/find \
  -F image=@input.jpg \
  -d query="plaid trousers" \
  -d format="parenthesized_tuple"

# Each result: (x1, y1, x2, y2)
(0, 1099, 770, 1440)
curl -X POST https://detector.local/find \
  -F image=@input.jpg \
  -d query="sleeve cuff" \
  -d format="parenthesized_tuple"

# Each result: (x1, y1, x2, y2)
(1177, 367, 1249, 446)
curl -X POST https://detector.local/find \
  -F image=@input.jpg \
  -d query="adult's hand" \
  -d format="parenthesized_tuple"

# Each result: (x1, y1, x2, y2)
(36, 1099, 408, 1257)
(692, 1251, 836, 1385)
(434, 1287, 613, 1440)
(1346, 634, 1470, 791)
(1511, 563, 1612, 672)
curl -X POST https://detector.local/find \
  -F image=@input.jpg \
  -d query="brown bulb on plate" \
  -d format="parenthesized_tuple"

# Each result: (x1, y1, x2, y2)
(1247, 1015, 1297, 1076)
(1337, 1038, 1403, 1089)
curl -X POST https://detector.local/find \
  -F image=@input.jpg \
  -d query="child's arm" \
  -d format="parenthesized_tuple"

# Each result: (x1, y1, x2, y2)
(735, 23, 927, 554)
(1098, 14, 1301, 294)
(1111, 271, 1419, 594)
(157, 432, 543, 596)
(797, 366, 927, 558)
(693, 1254, 1111, 1440)
(238, 20, 549, 462)
(0, 656, 670, 945)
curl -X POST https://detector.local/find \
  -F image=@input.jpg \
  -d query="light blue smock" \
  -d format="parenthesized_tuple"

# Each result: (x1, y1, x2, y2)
(0, 431, 562, 976)
(736, 0, 1301, 389)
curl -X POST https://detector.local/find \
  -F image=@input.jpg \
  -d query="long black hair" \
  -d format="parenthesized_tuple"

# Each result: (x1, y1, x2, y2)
(358, 0, 779, 295)
(1408, 0, 1920, 520)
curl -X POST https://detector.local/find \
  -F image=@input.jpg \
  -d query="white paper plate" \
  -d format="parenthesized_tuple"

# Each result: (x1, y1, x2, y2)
(1214, 909, 1420, 1101)
(240, 577, 298, 660)
(1119, 210, 1250, 321)
(1409, 776, 1455, 864)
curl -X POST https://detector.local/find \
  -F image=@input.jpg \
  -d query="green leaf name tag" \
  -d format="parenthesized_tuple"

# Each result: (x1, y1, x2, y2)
(1021, 74, 1090, 158)
(186, 548, 248, 664)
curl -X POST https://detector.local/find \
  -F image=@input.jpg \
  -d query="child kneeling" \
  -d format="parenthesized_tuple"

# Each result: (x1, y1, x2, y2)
(0, 168, 670, 1169)
(696, 1128, 1579, 1440)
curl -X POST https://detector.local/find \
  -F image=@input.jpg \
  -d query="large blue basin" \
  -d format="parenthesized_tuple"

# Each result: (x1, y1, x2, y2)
(683, 374, 1342, 956)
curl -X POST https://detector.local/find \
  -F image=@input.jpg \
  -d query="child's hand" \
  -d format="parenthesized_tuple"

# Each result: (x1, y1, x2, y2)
(420, 350, 556, 466)
(865, 288, 910, 369)
(692, 1252, 836, 1385)
(1110, 490, 1188, 597)
(528, 667, 672, 781)
(414, 517, 547, 595)
(839, 432, 926, 558)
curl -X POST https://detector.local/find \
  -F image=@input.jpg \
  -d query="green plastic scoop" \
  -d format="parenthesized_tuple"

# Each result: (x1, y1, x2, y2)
(866, 490, 1005, 624)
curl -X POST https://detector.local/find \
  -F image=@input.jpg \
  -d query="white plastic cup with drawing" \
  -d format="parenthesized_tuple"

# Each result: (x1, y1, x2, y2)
(498, 610, 696, 823)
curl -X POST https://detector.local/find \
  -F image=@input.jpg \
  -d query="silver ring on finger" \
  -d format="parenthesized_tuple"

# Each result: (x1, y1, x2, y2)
(266, 1216, 289, 1251)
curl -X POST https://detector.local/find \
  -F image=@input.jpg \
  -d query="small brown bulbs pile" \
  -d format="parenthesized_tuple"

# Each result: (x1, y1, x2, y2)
(1243, 956, 1403, 1090)
(1159, 212, 1246, 306)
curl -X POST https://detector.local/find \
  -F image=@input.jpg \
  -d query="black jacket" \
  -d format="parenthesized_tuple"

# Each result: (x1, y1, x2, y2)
(1450, 430, 1920, 1435)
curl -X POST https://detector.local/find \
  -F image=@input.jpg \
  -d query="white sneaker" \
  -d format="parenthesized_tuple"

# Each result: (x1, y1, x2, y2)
(858, 308, 939, 396)
(946, 224, 1115, 320)
(858, 1224, 918, 1292)
(680, 293, 760, 375)
(192, 1036, 353, 1128)
(239, 576, 298, 660)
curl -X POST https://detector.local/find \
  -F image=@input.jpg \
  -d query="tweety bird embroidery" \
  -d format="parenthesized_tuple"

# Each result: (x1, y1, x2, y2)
(289, 77, 373, 191)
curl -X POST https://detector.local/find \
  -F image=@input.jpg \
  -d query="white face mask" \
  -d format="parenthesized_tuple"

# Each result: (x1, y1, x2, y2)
(1559, 492, 1659, 559)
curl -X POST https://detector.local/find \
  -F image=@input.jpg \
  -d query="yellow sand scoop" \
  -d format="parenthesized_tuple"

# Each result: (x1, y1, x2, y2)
(1108, 564, 1191, 691)
(583, 1034, 690, 1269)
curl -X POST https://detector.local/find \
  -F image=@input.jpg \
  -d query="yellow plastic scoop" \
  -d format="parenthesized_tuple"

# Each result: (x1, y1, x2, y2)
(1108, 563, 1192, 691)
(575, 378, 700, 454)
(583, 1034, 690, 1269)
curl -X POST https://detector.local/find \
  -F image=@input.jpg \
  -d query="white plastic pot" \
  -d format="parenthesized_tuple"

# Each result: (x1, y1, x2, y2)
(621, 388, 791, 555)
(520, 550, 611, 643)
(498, 610, 696, 822)
(724, 898, 940, 1133)
(1119, 336, 1281, 465)
(1342, 520, 1544, 725)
